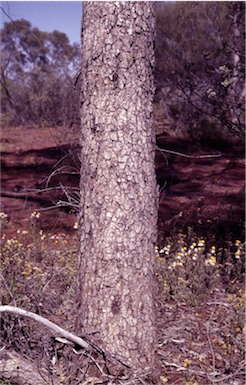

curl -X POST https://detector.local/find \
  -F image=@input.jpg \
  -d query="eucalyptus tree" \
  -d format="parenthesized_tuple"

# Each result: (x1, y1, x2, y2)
(77, 1, 158, 371)
(0, 19, 80, 127)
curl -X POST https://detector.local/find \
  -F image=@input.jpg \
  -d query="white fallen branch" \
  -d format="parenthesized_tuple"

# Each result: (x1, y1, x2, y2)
(156, 145, 222, 159)
(0, 305, 89, 350)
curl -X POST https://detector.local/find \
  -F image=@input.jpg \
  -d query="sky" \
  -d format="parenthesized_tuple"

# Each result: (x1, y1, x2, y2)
(0, 1, 82, 44)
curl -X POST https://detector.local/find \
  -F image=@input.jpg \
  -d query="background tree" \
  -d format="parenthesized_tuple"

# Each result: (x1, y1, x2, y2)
(76, 1, 158, 372)
(0, 19, 80, 128)
(2, 3, 245, 140)
(155, 1, 245, 142)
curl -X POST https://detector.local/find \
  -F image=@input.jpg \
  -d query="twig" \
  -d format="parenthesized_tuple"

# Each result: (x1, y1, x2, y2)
(206, 309, 216, 385)
(156, 145, 222, 159)
(44, 165, 75, 188)
(157, 147, 169, 167)
(0, 6, 13, 21)
(211, 361, 245, 382)
(205, 301, 231, 307)
(40, 267, 67, 298)
(0, 7, 43, 45)
(0, 305, 89, 350)
(161, 359, 220, 377)
(80, 351, 105, 376)
(0, 273, 17, 307)
(59, 182, 80, 207)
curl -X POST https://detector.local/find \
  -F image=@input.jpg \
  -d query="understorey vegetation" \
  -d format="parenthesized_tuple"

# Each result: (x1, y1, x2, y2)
(0, 210, 245, 384)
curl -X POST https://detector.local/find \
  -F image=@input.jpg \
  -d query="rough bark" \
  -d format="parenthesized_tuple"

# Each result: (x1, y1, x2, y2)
(77, 2, 158, 369)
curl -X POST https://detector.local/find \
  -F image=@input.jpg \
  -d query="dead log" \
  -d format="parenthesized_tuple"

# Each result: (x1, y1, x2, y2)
(0, 348, 48, 385)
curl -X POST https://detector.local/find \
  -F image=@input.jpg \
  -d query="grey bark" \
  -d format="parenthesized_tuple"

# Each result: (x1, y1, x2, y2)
(77, 1, 158, 369)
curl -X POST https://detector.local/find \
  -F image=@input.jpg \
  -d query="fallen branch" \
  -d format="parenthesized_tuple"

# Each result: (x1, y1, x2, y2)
(156, 146, 222, 159)
(0, 306, 135, 383)
(0, 305, 89, 350)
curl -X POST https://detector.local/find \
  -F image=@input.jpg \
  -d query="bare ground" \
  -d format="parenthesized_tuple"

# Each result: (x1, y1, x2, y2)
(1, 125, 244, 241)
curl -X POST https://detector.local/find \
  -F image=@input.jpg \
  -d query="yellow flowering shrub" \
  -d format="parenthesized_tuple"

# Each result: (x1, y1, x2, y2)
(1, 228, 77, 314)
(156, 230, 245, 305)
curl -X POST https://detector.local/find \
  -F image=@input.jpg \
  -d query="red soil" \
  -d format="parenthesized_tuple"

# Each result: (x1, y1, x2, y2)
(1, 126, 245, 243)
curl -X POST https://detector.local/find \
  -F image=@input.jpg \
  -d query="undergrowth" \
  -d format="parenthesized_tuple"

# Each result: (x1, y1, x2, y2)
(0, 210, 245, 385)
(155, 229, 245, 305)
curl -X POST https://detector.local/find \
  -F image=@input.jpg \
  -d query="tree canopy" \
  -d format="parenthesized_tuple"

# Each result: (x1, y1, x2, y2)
(1, 19, 80, 127)
(1, 3, 245, 140)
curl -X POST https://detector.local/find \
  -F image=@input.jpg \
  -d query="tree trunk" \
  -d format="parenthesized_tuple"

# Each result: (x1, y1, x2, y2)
(76, 2, 158, 370)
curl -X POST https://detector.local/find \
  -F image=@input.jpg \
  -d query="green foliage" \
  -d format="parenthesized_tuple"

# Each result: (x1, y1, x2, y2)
(155, 2, 245, 139)
(0, 19, 80, 128)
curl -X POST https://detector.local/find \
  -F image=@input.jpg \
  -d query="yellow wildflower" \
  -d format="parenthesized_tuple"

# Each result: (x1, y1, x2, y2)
(235, 250, 241, 259)
(183, 358, 192, 368)
(211, 246, 216, 254)
(30, 211, 40, 219)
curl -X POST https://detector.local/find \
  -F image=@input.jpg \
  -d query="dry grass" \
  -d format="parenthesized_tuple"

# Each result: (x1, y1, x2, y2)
(0, 211, 245, 385)
(155, 227, 245, 385)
